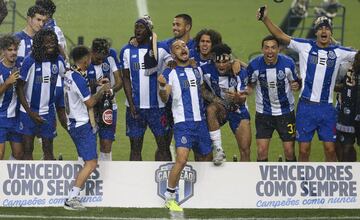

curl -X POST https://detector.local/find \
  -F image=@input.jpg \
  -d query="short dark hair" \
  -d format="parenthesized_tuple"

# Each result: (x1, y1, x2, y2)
(175, 14, 192, 29)
(261, 35, 280, 48)
(27, 5, 47, 18)
(91, 38, 110, 56)
(71, 46, 90, 63)
(211, 43, 232, 56)
(35, 0, 56, 17)
(194, 29, 222, 52)
(0, 34, 20, 50)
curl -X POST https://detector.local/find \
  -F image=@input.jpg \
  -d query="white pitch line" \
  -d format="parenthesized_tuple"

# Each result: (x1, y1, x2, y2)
(1, 215, 360, 220)
(136, 0, 149, 17)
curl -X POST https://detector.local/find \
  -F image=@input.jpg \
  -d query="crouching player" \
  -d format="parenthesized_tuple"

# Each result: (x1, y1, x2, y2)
(158, 39, 212, 212)
(202, 43, 251, 164)
(63, 46, 110, 210)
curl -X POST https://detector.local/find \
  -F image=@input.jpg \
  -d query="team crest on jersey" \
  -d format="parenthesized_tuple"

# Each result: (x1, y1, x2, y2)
(277, 70, 285, 80)
(229, 78, 237, 88)
(327, 51, 336, 59)
(155, 163, 197, 205)
(102, 63, 110, 72)
(51, 64, 58, 74)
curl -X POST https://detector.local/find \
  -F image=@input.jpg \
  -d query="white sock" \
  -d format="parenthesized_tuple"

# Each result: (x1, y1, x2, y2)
(99, 152, 112, 161)
(209, 129, 222, 151)
(165, 187, 176, 200)
(9, 154, 16, 160)
(68, 186, 81, 199)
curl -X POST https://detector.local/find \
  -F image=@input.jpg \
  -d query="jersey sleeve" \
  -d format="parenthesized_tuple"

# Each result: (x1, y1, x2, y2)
(19, 56, 34, 82)
(162, 68, 172, 85)
(119, 45, 130, 70)
(247, 60, 258, 84)
(72, 73, 91, 102)
(286, 57, 298, 81)
(237, 68, 248, 91)
(109, 48, 121, 71)
(288, 38, 311, 53)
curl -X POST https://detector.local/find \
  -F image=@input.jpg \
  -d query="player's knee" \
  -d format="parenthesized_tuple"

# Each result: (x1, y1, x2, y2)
(12, 151, 24, 160)
(176, 156, 188, 167)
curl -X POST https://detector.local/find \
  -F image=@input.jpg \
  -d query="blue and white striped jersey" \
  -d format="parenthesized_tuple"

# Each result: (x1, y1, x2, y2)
(247, 54, 298, 116)
(119, 43, 171, 109)
(63, 70, 90, 129)
(87, 48, 120, 110)
(19, 55, 66, 115)
(14, 31, 32, 67)
(288, 38, 356, 103)
(163, 66, 205, 124)
(0, 63, 18, 124)
(193, 50, 212, 67)
(202, 63, 249, 113)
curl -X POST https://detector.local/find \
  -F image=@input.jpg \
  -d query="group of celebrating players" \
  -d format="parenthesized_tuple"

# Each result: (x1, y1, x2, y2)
(0, 0, 359, 212)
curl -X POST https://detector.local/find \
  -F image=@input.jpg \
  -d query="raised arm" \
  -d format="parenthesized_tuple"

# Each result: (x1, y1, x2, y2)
(257, 5, 291, 45)
(157, 74, 171, 103)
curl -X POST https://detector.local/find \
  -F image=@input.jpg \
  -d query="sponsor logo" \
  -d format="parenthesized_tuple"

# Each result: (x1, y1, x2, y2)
(155, 163, 197, 205)
(102, 109, 113, 125)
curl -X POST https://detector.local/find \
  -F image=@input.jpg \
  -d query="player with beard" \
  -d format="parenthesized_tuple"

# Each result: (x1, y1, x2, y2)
(247, 35, 300, 162)
(158, 39, 212, 212)
(201, 43, 251, 164)
(120, 16, 172, 161)
(0, 35, 23, 160)
(16, 28, 66, 160)
(257, 6, 357, 161)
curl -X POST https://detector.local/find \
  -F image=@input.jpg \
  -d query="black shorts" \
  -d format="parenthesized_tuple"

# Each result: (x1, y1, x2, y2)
(255, 111, 296, 141)
(336, 123, 360, 146)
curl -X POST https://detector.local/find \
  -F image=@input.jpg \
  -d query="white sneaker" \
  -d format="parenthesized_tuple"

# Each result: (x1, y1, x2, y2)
(64, 197, 86, 211)
(213, 148, 226, 166)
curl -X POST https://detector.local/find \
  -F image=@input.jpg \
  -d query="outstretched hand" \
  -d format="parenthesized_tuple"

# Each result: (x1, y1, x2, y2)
(256, 5, 268, 21)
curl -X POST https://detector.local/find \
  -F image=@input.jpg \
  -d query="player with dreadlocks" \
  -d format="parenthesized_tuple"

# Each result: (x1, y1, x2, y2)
(16, 28, 66, 160)
(119, 16, 172, 161)
(335, 51, 360, 161)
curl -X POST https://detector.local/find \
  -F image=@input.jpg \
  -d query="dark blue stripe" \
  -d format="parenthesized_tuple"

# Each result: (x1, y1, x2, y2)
(31, 63, 42, 112)
(178, 68, 194, 120)
(130, 48, 140, 107)
(149, 72, 159, 107)
(320, 51, 337, 102)
(260, 69, 271, 114)
(301, 46, 318, 100)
